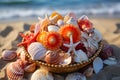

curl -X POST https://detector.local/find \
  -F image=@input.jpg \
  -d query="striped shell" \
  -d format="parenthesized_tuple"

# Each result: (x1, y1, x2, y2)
(2, 50, 17, 61)
(43, 32, 62, 50)
(6, 59, 25, 80)
(28, 42, 47, 60)
(59, 24, 81, 43)
(31, 69, 54, 80)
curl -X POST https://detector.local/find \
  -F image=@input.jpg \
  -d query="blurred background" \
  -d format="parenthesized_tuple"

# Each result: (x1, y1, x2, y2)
(0, 0, 120, 20)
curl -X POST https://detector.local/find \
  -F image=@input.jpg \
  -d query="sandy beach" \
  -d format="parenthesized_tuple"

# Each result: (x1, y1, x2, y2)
(0, 17, 120, 80)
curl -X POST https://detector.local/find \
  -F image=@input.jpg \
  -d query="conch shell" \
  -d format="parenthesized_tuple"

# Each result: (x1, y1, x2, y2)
(6, 59, 25, 80)
(31, 69, 54, 80)
(28, 42, 47, 60)
(65, 72, 86, 80)
(2, 50, 17, 61)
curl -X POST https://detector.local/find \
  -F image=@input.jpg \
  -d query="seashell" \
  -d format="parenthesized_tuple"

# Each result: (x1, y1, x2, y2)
(24, 63, 36, 73)
(57, 19, 64, 27)
(92, 29, 102, 42)
(103, 57, 117, 65)
(65, 72, 86, 80)
(59, 24, 81, 43)
(2, 50, 17, 61)
(83, 67, 94, 77)
(28, 42, 47, 60)
(36, 31, 48, 44)
(49, 12, 63, 23)
(45, 50, 63, 65)
(31, 69, 54, 80)
(6, 59, 25, 80)
(64, 12, 76, 23)
(99, 43, 113, 60)
(78, 15, 93, 32)
(93, 57, 103, 74)
(48, 25, 59, 32)
(66, 17, 79, 27)
(74, 50, 88, 63)
(34, 23, 40, 34)
(43, 31, 62, 50)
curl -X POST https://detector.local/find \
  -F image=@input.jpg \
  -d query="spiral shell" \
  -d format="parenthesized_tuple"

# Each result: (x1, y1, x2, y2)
(65, 72, 86, 80)
(43, 31, 62, 50)
(6, 59, 25, 80)
(45, 50, 63, 65)
(2, 50, 17, 61)
(59, 24, 81, 43)
(31, 69, 54, 80)
(28, 42, 47, 60)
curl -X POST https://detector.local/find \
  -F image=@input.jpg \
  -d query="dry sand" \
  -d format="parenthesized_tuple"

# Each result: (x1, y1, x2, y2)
(0, 18, 120, 80)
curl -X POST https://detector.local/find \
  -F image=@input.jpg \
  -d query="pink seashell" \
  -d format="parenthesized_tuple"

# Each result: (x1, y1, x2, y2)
(6, 59, 25, 80)
(2, 50, 17, 60)
(24, 63, 36, 73)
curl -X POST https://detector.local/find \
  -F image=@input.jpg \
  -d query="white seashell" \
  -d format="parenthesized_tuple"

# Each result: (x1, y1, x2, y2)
(93, 57, 103, 74)
(60, 56, 72, 65)
(48, 25, 59, 32)
(65, 72, 86, 80)
(66, 17, 79, 27)
(2, 50, 17, 60)
(74, 50, 88, 63)
(57, 19, 64, 27)
(31, 69, 54, 80)
(28, 42, 47, 60)
(103, 57, 117, 65)
(92, 29, 102, 42)
(83, 67, 94, 77)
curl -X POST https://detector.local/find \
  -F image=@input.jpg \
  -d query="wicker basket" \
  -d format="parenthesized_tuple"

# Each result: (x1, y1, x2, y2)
(23, 41, 103, 73)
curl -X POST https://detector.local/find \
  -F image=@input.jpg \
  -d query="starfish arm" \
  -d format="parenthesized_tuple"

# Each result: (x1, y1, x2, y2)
(67, 48, 72, 54)
(63, 43, 70, 47)
(74, 41, 81, 47)
(17, 41, 28, 46)
(19, 33, 28, 40)
(73, 48, 77, 56)
(70, 35, 73, 44)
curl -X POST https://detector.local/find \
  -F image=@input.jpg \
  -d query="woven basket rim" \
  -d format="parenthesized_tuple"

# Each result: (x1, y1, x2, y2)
(23, 40, 103, 68)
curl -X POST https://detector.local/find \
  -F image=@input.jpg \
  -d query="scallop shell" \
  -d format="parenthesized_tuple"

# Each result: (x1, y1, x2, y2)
(57, 19, 64, 27)
(92, 29, 102, 42)
(65, 72, 86, 80)
(103, 57, 117, 65)
(59, 24, 81, 43)
(43, 31, 62, 50)
(6, 59, 25, 80)
(93, 57, 103, 74)
(66, 17, 79, 27)
(31, 69, 54, 80)
(49, 12, 63, 23)
(48, 25, 59, 32)
(24, 63, 36, 73)
(74, 50, 88, 63)
(2, 50, 17, 61)
(28, 42, 47, 60)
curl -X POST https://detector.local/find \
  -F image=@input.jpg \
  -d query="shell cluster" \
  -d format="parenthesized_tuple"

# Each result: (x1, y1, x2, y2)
(4, 12, 116, 79)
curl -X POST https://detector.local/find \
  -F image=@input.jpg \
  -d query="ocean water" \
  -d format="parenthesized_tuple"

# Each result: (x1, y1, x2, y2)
(0, 0, 120, 20)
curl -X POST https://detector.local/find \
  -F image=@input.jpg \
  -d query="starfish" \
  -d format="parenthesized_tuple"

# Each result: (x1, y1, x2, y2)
(17, 32, 39, 48)
(63, 35, 81, 56)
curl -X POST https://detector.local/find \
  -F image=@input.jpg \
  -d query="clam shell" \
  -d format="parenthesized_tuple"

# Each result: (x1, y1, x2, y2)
(103, 57, 117, 65)
(93, 57, 103, 74)
(6, 59, 25, 80)
(65, 72, 86, 80)
(48, 25, 59, 32)
(74, 50, 88, 63)
(2, 50, 17, 61)
(24, 63, 36, 73)
(31, 69, 54, 80)
(66, 17, 79, 27)
(28, 42, 47, 60)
